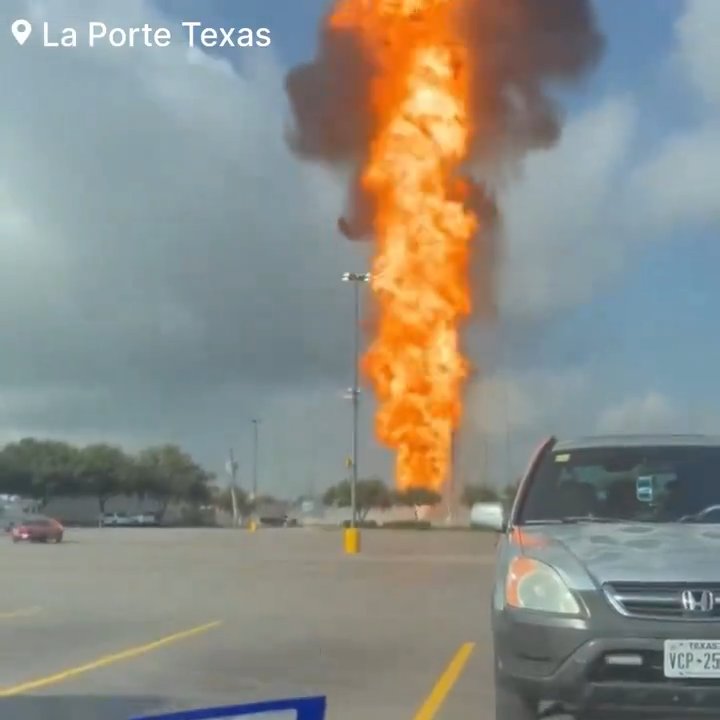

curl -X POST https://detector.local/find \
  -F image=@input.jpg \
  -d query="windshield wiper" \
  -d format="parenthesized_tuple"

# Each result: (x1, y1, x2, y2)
(523, 516, 638, 525)
(560, 515, 630, 524)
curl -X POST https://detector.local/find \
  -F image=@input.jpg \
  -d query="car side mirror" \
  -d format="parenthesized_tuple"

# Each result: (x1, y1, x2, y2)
(470, 501, 506, 532)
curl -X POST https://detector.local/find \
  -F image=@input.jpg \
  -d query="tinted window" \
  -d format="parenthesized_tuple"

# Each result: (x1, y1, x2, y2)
(517, 445, 720, 524)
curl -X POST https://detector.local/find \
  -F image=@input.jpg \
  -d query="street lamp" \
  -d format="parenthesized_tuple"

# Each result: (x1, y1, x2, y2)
(251, 418, 260, 503)
(341, 271, 370, 528)
(226, 449, 240, 527)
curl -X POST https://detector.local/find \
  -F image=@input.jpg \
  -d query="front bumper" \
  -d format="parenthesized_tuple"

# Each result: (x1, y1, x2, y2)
(495, 594, 720, 716)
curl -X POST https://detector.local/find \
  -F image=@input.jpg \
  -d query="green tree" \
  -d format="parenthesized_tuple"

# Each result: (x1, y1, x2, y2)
(322, 477, 391, 521)
(0, 448, 31, 496)
(214, 485, 250, 516)
(252, 493, 280, 510)
(134, 445, 212, 523)
(186, 473, 214, 506)
(76, 443, 133, 515)
(462, 484, 499, 507)
(393, 486, 442, 508)
(392, 486, 442, 521)
(1, 438, 79, 507)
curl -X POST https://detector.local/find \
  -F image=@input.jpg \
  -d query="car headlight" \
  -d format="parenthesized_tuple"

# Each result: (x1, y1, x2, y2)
(505, 556, 581, 615)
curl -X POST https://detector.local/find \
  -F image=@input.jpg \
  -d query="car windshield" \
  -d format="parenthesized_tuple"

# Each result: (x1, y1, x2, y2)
(517, 444, 720, 525)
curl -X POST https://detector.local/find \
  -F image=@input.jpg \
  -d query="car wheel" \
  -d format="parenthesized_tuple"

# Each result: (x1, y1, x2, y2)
(55, 534, 63, 543)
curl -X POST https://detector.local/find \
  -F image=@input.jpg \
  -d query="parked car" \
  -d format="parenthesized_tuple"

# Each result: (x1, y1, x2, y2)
(476, 433, 720, 719)
(100, 511, 159, 527)
(130, 512, 159, 526)
(100, 512, 134, 527)
(11, 517, 63, 543)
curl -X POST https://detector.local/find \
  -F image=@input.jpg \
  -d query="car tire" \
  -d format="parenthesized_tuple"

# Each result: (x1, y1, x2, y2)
(55, 534, 63, 543)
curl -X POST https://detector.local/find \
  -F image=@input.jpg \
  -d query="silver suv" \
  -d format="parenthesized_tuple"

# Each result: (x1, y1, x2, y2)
(475, 434, 720, 719)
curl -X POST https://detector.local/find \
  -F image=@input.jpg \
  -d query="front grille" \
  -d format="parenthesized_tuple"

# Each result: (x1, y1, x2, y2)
(604, 582, 720, 620)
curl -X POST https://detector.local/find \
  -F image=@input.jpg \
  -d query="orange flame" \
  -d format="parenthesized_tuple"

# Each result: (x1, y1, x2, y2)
(330, 0, 477, 492)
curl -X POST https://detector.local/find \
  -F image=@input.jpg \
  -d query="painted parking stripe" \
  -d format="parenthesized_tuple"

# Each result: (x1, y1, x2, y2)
(0, 620, 222, 697)
(413, 642, 475, 720)
(0, 606, 42, 620)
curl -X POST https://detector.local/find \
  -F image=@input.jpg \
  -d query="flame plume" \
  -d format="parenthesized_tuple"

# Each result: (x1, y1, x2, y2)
(327, 0, 475, 491)
(286, 0, 603, 491)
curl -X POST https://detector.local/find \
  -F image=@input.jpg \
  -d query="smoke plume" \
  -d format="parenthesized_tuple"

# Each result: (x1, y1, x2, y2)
(286, 0, 604, 243)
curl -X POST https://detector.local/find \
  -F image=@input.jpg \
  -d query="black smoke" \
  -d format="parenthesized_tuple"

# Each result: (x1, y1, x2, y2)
(285, 0, 604, 285)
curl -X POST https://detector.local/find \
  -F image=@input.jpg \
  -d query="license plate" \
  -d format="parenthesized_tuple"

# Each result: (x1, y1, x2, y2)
(664, 639, 720, 678)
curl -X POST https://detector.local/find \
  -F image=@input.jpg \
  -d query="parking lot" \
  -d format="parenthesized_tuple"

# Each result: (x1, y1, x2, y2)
(0, 528, 496, 719)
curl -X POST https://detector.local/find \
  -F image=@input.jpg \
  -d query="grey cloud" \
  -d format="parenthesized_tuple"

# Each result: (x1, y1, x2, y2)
(0, 0, 363, 398)
(676, 0, 720, 108)
(0, 0, 378, 479)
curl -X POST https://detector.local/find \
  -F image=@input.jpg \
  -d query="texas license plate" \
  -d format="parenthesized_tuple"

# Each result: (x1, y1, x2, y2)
(664, 640, 720, 678)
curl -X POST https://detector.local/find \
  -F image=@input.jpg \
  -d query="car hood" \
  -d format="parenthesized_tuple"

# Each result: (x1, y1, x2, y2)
(518, 523, 720, 585)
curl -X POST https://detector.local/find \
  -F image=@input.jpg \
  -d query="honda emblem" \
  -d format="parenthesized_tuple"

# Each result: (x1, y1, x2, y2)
(681, 589, 715, 613)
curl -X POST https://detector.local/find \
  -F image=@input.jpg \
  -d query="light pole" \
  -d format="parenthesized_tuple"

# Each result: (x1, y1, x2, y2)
(341, 271, 370, 528)
(251, 418, 260, 503)
(445, 430, 457, 524)
(226, 449, 240, 527)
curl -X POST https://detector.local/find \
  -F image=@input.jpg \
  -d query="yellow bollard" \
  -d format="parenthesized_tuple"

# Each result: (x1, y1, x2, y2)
(248, 520, 257, 532)
(343, 527, 360, 554)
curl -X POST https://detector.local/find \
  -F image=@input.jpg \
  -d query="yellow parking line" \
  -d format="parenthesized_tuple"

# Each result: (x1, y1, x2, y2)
(0, 620, 222, 697)
(413, 642, 475, 720)
(0, 606, 42, 620)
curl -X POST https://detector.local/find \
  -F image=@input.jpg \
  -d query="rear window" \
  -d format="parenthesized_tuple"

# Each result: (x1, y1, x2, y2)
(517, 445, 720, 524)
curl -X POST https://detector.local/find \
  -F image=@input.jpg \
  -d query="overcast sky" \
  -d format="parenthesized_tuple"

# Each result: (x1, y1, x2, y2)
(0, 0, 718, 496)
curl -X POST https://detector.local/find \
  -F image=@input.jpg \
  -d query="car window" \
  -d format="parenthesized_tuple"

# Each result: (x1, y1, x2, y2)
(517, 445, 720, 524)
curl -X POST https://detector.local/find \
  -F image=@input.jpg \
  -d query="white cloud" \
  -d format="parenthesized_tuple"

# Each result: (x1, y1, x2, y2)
(632, 125, 720, 229)
(630, 0, 720, 231)
(497, 97, 637, 320)
(455, 368, 590, 486)
(596, 392, 679, 434)
(676, 0, 720, 107)
(496, 0, 719, 322)
(462, 369, 587, 438)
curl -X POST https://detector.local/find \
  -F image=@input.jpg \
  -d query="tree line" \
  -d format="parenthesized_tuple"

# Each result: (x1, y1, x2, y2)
(0, 438, 215, 522)
(322, 477, 520, 521)
(0, 437, 521, 525)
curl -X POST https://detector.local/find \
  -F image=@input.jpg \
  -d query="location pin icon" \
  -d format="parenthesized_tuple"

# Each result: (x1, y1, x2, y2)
(11, 19, 32, 46)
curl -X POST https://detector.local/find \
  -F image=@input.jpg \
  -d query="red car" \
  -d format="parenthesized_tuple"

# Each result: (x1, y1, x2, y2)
(11, 517, 64, 543)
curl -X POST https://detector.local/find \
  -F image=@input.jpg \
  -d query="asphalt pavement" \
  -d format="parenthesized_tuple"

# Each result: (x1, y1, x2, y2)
(0, 527, 497, 719)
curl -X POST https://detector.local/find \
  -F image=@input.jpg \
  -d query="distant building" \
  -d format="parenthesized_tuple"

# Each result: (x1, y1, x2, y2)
(255, 500, 292, 525)
(40, 495, 190, 526)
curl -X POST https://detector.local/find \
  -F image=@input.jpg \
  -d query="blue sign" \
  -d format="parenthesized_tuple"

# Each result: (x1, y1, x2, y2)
(131, 696, 326, 720)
